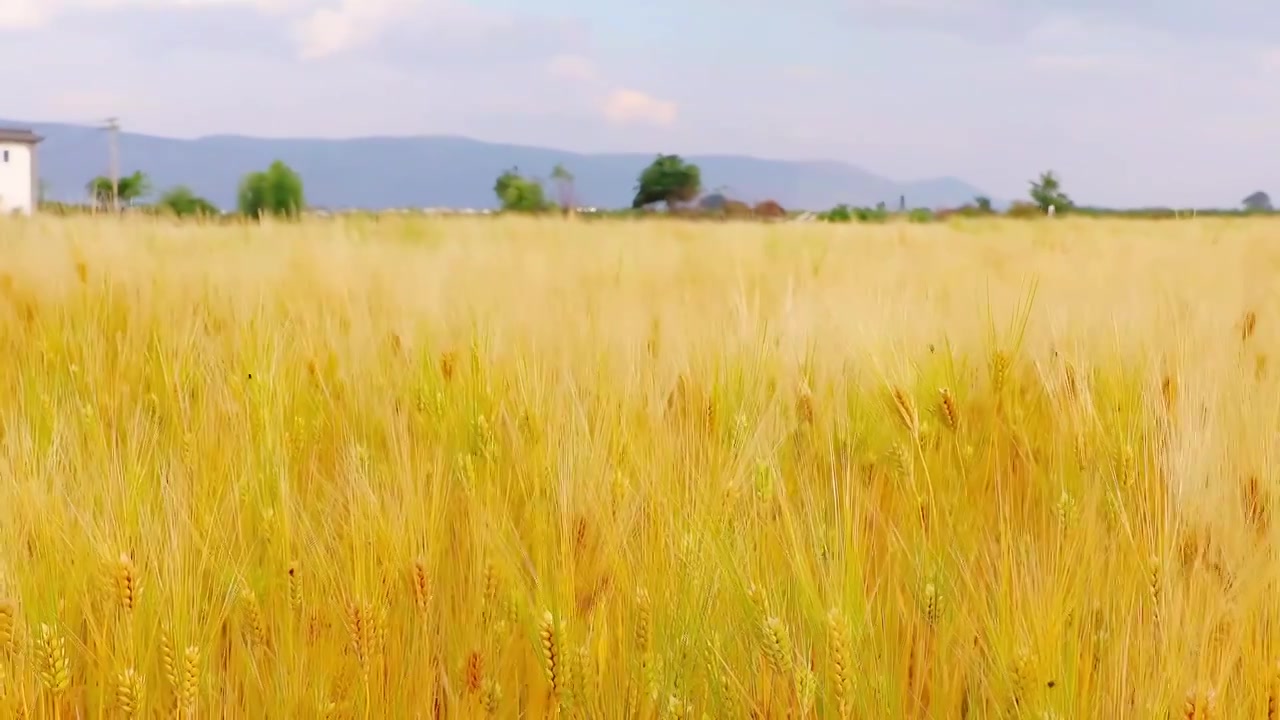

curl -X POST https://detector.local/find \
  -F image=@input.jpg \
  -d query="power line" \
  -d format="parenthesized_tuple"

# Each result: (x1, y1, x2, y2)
(102, 117, 119, 213)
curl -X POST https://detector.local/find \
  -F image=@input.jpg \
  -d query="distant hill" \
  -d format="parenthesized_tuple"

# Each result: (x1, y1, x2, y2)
(9, 120, 991, 212)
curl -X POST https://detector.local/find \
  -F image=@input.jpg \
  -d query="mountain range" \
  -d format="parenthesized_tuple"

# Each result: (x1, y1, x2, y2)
(9, 120, 990, 212)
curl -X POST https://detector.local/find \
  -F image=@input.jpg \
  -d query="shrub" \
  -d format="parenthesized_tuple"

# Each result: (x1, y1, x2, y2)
(158, 186, 220, 218)
(238, 161, 305, 219)
(855, 206, 889, 223)
(1005, 201, 1043, 219)
(494, 169, 551, 213)
(820, 204, 854, 222)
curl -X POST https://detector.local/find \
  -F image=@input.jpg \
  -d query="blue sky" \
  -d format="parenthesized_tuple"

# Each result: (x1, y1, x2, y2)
(2, 0, 1277, 207)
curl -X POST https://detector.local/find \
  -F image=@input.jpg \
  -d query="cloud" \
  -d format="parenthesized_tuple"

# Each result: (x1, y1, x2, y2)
(547, 53, 597, 82)
(845, 0, 1001, 16)
(600, 89, 677, 127)
(834, 0, 1040, 40)
(0, 0, 50, 27)
(1258, 47, 1280, 71)
(291, 0, 498, 59)
(779, 65, 822, 81)
(0, 0, 292, 28)
(42, 89, 127, 115)
(1030, 52, 1126, 73)
(0, 0, 511, 60)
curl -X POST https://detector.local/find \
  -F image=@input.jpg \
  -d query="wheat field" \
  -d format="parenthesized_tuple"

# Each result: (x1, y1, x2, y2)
(0, 215, 1276, 718)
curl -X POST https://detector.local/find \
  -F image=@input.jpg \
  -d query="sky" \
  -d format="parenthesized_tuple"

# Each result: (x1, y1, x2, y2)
(3, 0, 1279, 207)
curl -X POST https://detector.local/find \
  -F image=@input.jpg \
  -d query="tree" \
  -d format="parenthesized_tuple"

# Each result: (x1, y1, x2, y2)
(1029, 171, 1072, 213)
(158, 186, 219, 218)
(632, 154, 701, 210)
(238, 161, 305, 219)
(974, 196, 993, 213)
(1243, 191, 1272, 212)
(821, 204, 854, 222)
(493, 167, 550, 212)
(550, 163, 575, 213)
(88, 171, 151, 208)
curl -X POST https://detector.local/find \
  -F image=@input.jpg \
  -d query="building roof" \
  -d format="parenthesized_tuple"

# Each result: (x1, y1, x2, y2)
(0, 128, 41, 144)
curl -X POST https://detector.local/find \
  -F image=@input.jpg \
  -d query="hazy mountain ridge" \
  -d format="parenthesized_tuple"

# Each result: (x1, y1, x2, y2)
(10, 120, 991, 211)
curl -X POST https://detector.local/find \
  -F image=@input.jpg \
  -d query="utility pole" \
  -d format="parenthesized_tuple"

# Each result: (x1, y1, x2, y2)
(104, 117, 120, 213)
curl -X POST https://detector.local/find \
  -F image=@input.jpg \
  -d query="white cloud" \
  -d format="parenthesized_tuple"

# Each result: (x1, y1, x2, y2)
(1030, 52, 1124, 73)
(779, 65, 822, 81)
(1257, 47, 1280, 71)
(43, 89, 129, 115)
(600, 88, 677, 127)
(546, 53, 597, 82)
(302, 0, 518, 58)
(846, 0, 998, 11)
(0, 0, 301, 30)
(0, 0, 501, 60)
(293, 0, 525, 58)
(1, 0, 298, 25)
(0, 0, 52, 27)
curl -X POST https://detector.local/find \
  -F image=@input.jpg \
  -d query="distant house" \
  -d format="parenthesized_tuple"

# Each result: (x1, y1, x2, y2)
(753, 199, 786, 219)
(698, 193, 729, 211)
(0, 127, 41, 215)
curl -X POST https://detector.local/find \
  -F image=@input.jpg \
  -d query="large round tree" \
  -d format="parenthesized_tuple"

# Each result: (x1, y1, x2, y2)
(632, 154, 701, 210)
(238, 160, 305, 219)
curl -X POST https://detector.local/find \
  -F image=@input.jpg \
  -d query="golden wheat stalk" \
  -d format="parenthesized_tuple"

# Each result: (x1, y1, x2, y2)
(827, 609, 853, 718)
(345, 600, 371, 669)
(761, 616, 794, 676)
(180, 644, 200, 716)
(0, 598, 15, 655)
(113, 553, 139, 614)
(287, 561, 303, 613)
(1242, 310, 1258, 342)
(539, 610, 564, 703)
(465, 650, 485, 695)
(241, 587, 267, 651)
(34, 623, 70, 697)
(890, 386, 919, 436)
(937, 387, 959, 431)
(412, 560, 431, 614)
(115, 668, 143, 717)
(1267, 662, 1280, 720)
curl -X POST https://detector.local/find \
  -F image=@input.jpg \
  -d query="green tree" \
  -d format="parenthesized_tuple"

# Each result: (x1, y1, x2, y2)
(1029, 171, 1072, 213)
(632, 154, 701, 210)
(238, 161, 305, 219)
(88, 171, 151, 208)
(493, 167, 550, 212)
(821, 204, 853, 222)
(550, 163, 575, 212)
(974, 196, 993, 213)
(158, 186, 220, 218)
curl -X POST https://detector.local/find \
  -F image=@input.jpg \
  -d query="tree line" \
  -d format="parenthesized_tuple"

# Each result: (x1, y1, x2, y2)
(61, 161, 307, 219)
(493, 155, 708, 214)
(46, 156, 1276, 221)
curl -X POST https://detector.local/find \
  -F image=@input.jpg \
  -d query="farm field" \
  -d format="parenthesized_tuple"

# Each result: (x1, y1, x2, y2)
(0, 215, 1276, 718)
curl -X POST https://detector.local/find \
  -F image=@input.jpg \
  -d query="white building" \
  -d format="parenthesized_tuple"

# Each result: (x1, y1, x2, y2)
(0, 128, 42, 216)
